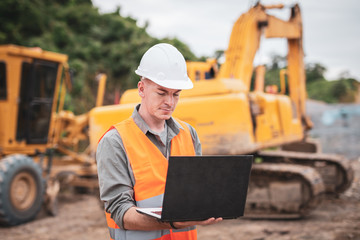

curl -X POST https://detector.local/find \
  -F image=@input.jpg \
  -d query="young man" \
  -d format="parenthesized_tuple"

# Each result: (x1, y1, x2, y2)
(96, 43, 222, 240)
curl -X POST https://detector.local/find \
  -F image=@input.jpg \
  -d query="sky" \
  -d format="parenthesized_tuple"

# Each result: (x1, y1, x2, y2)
(92, 0, 360, 80)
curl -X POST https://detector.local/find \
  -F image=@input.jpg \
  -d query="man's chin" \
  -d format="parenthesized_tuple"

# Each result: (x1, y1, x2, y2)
(162, 115, 172, 120)
(157, 114, 172, 120)
(157, 110, 172, 119)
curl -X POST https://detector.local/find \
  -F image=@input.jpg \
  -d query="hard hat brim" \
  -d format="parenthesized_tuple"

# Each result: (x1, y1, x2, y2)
(135, 70, 194, 90)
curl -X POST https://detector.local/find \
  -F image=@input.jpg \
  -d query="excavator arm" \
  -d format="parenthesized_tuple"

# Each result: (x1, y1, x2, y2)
(218, 3, 312, 130)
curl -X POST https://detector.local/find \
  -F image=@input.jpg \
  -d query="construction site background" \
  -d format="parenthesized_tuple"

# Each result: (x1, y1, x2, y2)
(0, 99, 359, 240)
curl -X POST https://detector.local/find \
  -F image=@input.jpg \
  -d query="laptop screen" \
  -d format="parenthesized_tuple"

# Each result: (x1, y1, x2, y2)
(160, 155, 253, 222)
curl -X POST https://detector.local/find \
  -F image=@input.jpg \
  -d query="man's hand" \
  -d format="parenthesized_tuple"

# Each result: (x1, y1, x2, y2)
(172, 217, 223, 229)
(124, 207, 223, 231)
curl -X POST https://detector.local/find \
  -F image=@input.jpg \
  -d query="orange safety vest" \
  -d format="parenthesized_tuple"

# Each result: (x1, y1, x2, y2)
(104, 117, 197, 240)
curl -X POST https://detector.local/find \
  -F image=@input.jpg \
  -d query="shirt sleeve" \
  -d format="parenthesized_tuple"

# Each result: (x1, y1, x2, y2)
(96, 128, 135, 229)
(185, 123, 202, 156)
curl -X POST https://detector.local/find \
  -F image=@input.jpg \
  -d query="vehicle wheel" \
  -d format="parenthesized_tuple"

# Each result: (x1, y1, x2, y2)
(0, 154, 45, 226)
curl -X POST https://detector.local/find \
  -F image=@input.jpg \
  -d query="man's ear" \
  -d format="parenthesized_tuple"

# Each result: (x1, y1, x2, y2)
(138, 81, 145, 98)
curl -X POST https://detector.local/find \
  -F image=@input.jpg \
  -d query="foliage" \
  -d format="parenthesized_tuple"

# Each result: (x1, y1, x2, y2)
(305, 63, 327, 83)
(262, 54, 359, 103)
(0, 0, 199, 113)
(307, 78, 358, 103)
(305, 63, 358, 103)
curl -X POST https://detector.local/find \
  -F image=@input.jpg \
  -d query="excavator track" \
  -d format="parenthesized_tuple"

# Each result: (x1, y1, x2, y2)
(245, 163, 325, 219)
(256, 150, 354, 194)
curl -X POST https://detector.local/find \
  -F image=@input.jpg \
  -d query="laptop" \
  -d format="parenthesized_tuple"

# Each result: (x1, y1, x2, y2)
(136, 155, 253, 222)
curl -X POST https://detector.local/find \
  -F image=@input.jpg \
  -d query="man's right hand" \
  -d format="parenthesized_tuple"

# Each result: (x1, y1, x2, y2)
(172, 217, 223, 229)
(124, 207, 223, 231)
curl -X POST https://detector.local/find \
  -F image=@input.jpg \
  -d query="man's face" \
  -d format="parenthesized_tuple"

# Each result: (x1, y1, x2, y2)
(138, 78, 181, 121)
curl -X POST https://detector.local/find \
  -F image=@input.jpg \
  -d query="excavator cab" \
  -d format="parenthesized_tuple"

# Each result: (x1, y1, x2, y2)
(186, 58, 218, 81)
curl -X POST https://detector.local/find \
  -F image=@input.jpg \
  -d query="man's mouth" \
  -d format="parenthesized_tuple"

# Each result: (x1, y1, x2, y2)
(160, 108, 172, 113)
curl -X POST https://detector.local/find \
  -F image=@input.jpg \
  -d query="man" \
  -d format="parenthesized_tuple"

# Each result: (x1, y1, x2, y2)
(96, 43, 222, 240)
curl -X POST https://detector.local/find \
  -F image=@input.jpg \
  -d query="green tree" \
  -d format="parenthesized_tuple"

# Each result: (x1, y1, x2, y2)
(305, 63, 326, 83)
(0, 0, 199, 113)
(261, 54, 359, 103)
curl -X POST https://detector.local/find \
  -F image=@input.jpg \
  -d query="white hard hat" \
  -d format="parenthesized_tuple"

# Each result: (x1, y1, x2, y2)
(135, 43, 193, 90)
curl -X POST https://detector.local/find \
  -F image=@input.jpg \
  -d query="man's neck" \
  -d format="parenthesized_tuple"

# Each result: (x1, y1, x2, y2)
(138, 106, 166, 133)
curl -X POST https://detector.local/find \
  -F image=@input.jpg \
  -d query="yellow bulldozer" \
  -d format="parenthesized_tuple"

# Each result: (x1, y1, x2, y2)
(0, 45, 104, 225)
(0, 3, 354, 226)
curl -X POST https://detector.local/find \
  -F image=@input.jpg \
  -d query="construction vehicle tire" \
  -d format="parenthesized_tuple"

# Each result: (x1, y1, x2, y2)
(0, 154, 45, 226)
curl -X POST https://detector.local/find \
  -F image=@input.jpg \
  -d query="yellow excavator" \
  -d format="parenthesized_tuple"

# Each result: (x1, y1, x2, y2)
(0, 3, 354, 226)
(89, 3, 353, 218)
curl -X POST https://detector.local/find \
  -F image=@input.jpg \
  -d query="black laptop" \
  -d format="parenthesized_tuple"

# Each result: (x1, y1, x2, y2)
(136, 155, 253, 222)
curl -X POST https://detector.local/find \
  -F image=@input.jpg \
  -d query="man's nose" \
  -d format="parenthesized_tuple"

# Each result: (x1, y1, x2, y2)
(165, 94, 175, 106)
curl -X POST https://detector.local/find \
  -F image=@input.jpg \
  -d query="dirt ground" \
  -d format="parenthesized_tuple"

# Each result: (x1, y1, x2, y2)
(1, 158, 359, 240)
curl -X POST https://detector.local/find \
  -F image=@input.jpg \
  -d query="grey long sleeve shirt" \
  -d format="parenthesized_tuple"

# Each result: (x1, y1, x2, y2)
(96, 104, 202, 229)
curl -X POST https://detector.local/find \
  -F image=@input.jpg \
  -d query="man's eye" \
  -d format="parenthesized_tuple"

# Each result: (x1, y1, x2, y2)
(157, 92, 165, 96)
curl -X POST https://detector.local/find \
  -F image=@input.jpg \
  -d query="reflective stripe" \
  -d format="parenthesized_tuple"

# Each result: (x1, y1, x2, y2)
(108, 227, 115, 239)
(112, 228, 171, 240)
(137, 194, 164, 208)
(110, 228, 197, 240)
(172, 225, 196, 233)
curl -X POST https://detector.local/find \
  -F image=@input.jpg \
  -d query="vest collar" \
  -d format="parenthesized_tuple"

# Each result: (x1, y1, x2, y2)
(132, 104, 184, 136)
